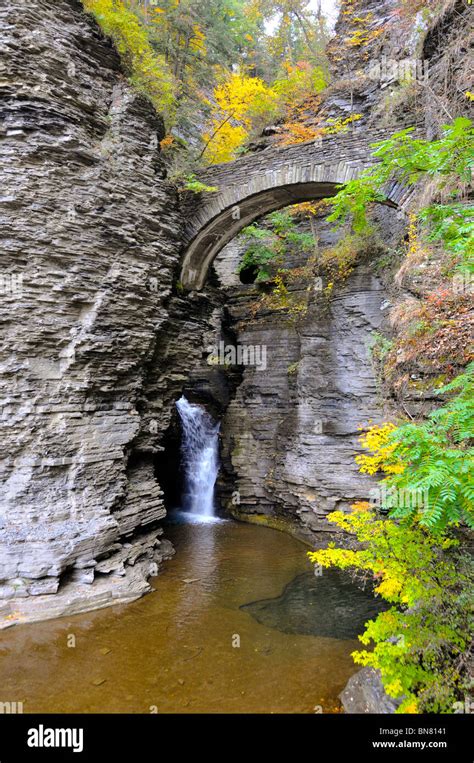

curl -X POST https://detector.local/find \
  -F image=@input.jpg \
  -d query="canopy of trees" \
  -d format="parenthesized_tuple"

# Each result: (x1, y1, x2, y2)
(84, 0, 331, 163)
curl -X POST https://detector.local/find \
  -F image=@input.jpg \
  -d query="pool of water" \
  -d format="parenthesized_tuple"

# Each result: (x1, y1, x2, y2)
(0, 516, 382, 713)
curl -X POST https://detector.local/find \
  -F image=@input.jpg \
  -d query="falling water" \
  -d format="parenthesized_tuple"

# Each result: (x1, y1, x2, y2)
(176, 396, 220, 518)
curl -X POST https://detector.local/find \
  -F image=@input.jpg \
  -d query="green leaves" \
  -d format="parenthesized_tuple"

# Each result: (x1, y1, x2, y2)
(326, 117, 474, 242)
(238, 242, 276, 282)
(371, 118, 474, 183)
(310, 508, 473, 713)
(83, 1, 177, 125)
(182, 174, 218, 193)
(384, 364, 474, 531)
(239, 210, 315, 281)
(420, 203, 474, 269)
(309, 363, 474, 712)
(326, 174, 384, 234)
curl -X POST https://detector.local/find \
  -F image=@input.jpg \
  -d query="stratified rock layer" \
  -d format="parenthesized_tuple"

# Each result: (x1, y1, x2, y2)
(213, 217, 392, 540)
(0, 0, 182, 625)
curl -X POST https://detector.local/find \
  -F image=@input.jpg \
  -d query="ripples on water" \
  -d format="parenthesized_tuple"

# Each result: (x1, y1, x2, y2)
(0, 516, 383, 713)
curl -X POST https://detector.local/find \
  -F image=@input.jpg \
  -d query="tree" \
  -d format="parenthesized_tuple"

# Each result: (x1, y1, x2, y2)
(202, 71, 277, 162)
(308, 365, 474, 712)
(249, 0, 330, 77)
(83, 0, 177, 123)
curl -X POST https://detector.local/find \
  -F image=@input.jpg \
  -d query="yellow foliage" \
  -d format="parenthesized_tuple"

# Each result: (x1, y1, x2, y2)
(82, 0, 176, 124)
(355, 422, 406, 475)
(203, 73, 277, 163)
(345, 11, 384, 48)
(290, 201, 328, 217)
(347, 29, 369, 47)
(406, 212, 422, 257)
(323, 113, 363, 134)
(203, 121, 248, 164)
(375, 577, 403, 599)
(273, 62, 327, 110)
(308, 507, 446, 608)
(319, 232, 367, 292)
(385, 678, 404, 696)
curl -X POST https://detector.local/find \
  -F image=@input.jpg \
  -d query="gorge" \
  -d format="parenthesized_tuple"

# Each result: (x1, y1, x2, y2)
(0, 0, 472, 718)
(0, 0, 395, 626)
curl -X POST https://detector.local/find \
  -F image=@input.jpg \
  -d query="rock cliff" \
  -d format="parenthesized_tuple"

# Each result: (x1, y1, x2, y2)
(1, 0, 470, 625)
(0, 0, 184, 625)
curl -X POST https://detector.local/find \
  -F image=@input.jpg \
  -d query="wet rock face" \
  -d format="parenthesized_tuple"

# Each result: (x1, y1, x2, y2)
(214, 239, 391, 540)
(0, 0, 184, 624)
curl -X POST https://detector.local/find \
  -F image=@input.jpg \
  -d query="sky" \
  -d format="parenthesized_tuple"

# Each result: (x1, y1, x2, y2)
(316, 0, 339, 29)
(265, 0, 340, 35)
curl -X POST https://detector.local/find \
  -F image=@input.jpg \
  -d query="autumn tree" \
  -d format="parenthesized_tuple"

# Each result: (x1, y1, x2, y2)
(202, 71, 277, 162)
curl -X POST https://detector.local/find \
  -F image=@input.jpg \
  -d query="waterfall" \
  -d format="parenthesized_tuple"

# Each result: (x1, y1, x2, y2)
(176, 396, 220, 518)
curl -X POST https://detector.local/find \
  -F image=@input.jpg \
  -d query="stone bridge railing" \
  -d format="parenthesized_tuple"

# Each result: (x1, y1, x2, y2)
(180, 125, 416, 290)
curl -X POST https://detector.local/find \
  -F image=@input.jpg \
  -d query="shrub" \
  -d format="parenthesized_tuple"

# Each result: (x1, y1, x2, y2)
(308, 363, 474, 712)
(309, 508, 473, 713)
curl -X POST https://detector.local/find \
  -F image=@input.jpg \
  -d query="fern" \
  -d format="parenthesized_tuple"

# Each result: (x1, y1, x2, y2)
(384, 363, 474, 530)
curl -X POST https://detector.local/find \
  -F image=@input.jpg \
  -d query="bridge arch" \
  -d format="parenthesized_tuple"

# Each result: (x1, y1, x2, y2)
(180, 128, 412, 290)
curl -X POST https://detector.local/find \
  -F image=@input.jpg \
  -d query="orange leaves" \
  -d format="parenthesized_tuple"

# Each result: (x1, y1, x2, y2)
(276, 123, 323, 146)
(159, 134, 174, 150)
(351, 501, 372, 512)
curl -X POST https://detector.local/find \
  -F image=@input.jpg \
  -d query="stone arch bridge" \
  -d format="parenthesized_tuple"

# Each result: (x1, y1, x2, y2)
(180, 126, 414, 290)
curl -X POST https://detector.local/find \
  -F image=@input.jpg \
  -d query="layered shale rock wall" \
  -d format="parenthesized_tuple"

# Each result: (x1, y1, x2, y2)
(2, 0, 468, 625)
(212, 211, 397, 542)
(0, 0, 188, 625)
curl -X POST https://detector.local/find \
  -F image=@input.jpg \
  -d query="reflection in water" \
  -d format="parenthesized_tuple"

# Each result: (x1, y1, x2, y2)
(0, 519, 377, 713)
(165, 512, 220, 625)
(241, 570, 387, 639)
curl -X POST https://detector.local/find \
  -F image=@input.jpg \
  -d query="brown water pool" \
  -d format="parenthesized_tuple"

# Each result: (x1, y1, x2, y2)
(0, 516, 380, 713)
